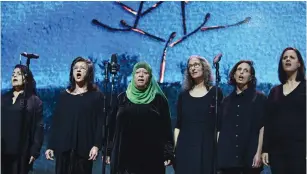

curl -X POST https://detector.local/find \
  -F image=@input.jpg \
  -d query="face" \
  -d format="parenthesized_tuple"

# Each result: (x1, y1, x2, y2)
(73, 61, 88, 83)
(188, 58, 204, 79)
(134, 68, 150, 90)
(234, 62, 252, 87)
(11, 68, 25, 88)
(282, 50, 301, 73)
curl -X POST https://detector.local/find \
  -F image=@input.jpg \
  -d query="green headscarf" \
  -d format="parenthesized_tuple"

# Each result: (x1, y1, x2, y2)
(126, 61, 167, 104)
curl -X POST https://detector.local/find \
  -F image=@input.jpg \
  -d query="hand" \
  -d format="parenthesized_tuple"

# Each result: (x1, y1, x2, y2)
(252, 153, 262, 168)
(102, 156, 111, 164)
(261, 153, 269, 166)
(88, 146, 99, 160)
(29, 156, 35, 164)
(164, 160, 171, 166)
(45, 149, 54, 160)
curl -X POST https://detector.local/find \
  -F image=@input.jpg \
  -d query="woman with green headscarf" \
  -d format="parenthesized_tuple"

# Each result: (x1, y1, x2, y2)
(105, 61, 174, 174)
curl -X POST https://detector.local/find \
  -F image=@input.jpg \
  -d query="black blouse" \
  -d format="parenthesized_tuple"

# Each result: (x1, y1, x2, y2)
(1, 91, 44, 159)
(48, 90, 104, 158)
(217, 87, 267, 168)
(263, 81, 306, 156)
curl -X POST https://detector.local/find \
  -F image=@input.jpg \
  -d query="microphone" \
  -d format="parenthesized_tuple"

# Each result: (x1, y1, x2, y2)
(110, 54, 119, 75)
(213, 53, 222, 65)
(21, 52, 39, 59)
(103, 61, 110, 82)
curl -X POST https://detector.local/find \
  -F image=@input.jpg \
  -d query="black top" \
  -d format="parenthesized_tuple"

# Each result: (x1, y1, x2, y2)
(108, 92, 174, 174)
(175, 86, 223, 174)
(217, 87, 266, 168)
(1, 91, 44, 159)
(263, 81, 306, 156)
(48, 90, 104, 158)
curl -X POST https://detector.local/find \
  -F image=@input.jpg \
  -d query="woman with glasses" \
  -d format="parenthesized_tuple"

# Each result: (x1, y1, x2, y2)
(174, 55, 223, 174)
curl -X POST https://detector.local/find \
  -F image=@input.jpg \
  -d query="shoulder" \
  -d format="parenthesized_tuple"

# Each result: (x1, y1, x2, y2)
(255, 90, 267, 100)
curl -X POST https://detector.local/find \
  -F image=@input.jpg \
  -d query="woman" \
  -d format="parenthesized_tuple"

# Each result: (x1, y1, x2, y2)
(217, 60, 266, 174)
(262, 47, 306, 174)
(45, 57, 104, 174)
(174, 55, 223, 174)
(106, 61, 174, 174)
(1, 64, 44, 174)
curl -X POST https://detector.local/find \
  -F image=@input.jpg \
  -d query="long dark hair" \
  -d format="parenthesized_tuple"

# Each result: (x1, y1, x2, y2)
(12, 64, 37, 96)
(278, 47, 306, 84)
(67, 57, 98, 92)
(228, 60, 257, 89)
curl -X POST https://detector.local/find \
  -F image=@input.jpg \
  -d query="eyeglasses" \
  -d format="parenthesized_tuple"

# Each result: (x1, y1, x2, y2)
(188, 63, 202, 70)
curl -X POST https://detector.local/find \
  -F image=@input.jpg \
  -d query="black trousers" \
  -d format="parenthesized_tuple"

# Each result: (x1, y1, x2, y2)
(219, 167, 261, 174)
(1, 154, 32, 174)
(270, 154, 306, 174)
(55, 150, 93, 174)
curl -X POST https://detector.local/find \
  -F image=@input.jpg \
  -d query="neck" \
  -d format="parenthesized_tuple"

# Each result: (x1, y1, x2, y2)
(75, 82, 88, 92)
(286, 71, 298, 84)
(193, 78, 205, 89)
(236, 84, 248, 94)
(13, 86, 24, 93)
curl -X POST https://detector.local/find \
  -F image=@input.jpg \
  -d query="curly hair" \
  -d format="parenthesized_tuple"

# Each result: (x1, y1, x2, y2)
(67, 57, 98, 92)
(228, 60, 257, 89)
(182, 55, 213, 91)
(278, 47, 306, 84)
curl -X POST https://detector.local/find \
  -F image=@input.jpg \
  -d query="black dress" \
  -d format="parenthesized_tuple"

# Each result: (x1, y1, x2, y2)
(263, 81, 306, 174)
(47, 90, 104, 174)
(108, 92, 174, 174)
(217, 87, 266, 173)
(175, 86, 223, 174)
(1, 91, 44, 174)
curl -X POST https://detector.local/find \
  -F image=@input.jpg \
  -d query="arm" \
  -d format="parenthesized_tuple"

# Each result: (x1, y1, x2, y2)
(105, 93, 120, 157)
(256, 127, 264, 154)
(217, 87, 224, 142)
(174, 93, 182, 148)
(94, 92, 104, 149)
(30, 97, 44, 159)
(160, 95, 174, 162)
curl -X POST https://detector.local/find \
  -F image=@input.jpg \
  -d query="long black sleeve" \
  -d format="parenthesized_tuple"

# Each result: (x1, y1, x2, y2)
(262, 87, 275, 153)
(94, 92, 104, 149)
(159, 95, 174, 161)
(175, 92, 183, 129)
(30, 96, 44, 159)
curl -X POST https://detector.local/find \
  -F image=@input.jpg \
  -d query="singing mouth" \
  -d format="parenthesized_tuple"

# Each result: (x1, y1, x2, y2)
(238, 75, 244, 80)
(13, 79, 18, 82)
(76, 73, 82, 79)
(285, 63, 292, 66)
(138, 79, 145, 82)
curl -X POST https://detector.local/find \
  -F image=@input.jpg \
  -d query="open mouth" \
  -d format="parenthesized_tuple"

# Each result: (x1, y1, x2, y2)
(285, 63, 292, 67)
(76, 73, 82, 79)
(13, 79, 18, 82)
(138, 79, 145, 82)
(238, 75, 244, 81)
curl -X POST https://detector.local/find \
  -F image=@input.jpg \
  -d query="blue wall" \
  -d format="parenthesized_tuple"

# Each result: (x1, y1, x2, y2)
(1, 1, 306, 89)
(1, 2, 306, 174)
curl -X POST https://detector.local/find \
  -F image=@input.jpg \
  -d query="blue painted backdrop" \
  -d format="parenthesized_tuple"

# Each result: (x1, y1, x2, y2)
(1, 1, 306, 174)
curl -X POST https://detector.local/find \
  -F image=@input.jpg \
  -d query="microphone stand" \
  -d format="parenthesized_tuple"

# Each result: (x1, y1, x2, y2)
(18, 57, 31, 172)
(102, 61, 110, 174)
(213, 62, 221, 174)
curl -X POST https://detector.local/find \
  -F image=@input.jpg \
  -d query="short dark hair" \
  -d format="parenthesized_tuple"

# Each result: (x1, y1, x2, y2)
(228, 60, 257, 89)
(68, 57, 98, 92)
(278, 47, 306, 84)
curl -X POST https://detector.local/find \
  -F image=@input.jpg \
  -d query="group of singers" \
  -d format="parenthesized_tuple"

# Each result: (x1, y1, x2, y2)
(1, 47, 306, 174)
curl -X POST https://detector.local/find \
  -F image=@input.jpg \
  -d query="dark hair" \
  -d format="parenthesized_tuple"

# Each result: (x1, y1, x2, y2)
(278, 47, 306, 84)
(182, 55, 213, 91)
(12, 64, 37, 96)
(68, 57, 98, 92)
(228, 60, 257, 89)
